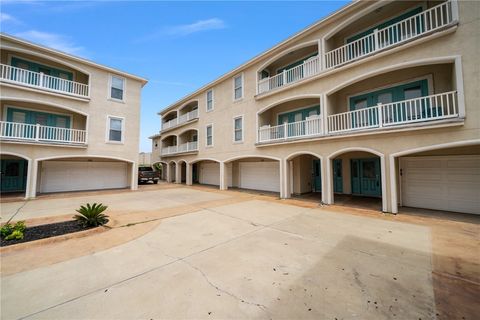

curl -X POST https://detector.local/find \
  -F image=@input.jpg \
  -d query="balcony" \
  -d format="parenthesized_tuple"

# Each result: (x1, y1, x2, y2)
(256, 1, 458, 96)
(258, 92, 459, 144)
(0, 64, 89, 98)
(161, 141, 198, 156)
(161, 108, 198, 131)
(0, 121, 87, 145)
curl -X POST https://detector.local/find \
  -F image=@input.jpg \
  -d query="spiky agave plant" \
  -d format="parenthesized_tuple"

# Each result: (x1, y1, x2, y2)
(74, 203, 109, 227)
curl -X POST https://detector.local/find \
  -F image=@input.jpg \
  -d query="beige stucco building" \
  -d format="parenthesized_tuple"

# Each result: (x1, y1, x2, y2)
(1, 34, 147, 198)
(151, 0, 479, 215)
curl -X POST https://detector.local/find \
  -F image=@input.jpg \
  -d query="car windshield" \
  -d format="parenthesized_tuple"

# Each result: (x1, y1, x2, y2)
(138, 167, 153, 172)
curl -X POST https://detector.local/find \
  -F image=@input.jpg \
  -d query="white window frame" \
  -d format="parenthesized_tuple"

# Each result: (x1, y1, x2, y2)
(206, 124, 213, 147)
(108, 74, 126, 103)
(233, 73, 244, 101)
(206, 89, 214, 112)
(233, 115, 244, 143)
(106, 115, 125, 144)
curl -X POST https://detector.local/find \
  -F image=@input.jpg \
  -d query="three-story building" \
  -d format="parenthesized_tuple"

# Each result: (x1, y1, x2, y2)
(1, 33, 147, 198)
(151, 0, 479, 215)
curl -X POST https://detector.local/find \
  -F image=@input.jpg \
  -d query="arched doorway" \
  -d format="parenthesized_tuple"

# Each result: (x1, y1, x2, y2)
(189, 159, 221, 188)
(286, 152, 323, 202)
(0, 153, 30, 198)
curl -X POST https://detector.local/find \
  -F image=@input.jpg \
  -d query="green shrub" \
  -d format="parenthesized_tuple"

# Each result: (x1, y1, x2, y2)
(74, 203, 109, 227)
(1, 221, 26, 241)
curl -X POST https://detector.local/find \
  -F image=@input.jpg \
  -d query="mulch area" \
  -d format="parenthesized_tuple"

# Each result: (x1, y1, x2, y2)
(1, 220, 94, 247)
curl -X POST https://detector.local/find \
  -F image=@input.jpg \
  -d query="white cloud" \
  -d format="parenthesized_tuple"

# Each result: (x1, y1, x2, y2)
(15, 30, 86, 56)
(0, 13, 20, 24)
(165, 18, 226, 36)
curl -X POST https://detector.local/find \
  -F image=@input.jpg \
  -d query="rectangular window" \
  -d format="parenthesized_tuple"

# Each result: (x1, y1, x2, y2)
(206, 89, 214, 111)
(233, 116, 243, 142)
(108, 116, 123, 142)
(206, 124, 213, 147)
(110, 75, 125, 101)
(233, 74, 243, 100)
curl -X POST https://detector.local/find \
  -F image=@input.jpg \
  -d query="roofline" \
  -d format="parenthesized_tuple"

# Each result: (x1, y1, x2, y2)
(149, 133, 162, 139)
(0, 33, 148, 85)
(158, 0, 360, 115)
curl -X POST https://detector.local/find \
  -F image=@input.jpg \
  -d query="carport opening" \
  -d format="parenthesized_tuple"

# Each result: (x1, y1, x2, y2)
(330, 151, 382, 211)
(169, 162, 176, 183)
(1, 154, 28, 198)
(179, 161, 187, 183)
(37, 157, 132, 194)
(287, 154, 322, 201)
(225, 157, 281, 196)
(395, 145, 480, 215)
(192, 160, 220, 187)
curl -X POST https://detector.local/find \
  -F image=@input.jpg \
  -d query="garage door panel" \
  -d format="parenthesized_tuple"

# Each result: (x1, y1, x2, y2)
(401, 156, 480, 215)
(199, 162, 219, 186)
(239, 162, 280, 193)
(41, 161, 128, 193)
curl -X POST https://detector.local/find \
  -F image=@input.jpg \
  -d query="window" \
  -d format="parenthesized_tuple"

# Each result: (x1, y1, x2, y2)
(233, 116, 243, 142)
(107, 116, 124, 143)
(233, 74, 243, 100)
(206, 124, 213, 147)
(110, 75, 125, 101)
(206, 89, 214, 111)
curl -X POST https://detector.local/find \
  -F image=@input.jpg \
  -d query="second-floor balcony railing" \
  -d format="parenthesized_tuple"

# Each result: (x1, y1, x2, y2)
(162, 109, 199, 131)
(0, 121, 87, 145)
(161, 141, 198, 156)
(325, 1, 456, 69)
(0, 64, 89, 98)
(257, 1, 457, 95)
(258, 91, 459, 143)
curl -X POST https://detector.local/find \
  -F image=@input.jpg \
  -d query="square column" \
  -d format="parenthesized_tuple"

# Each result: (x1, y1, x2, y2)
(175, 163, 181, 184)
(166, 163, 172, 183)
(186, 163, 193, 186)
(219, 162, 227, 190)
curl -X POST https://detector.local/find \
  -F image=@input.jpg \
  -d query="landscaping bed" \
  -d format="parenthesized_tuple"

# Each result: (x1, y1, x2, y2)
(1, 221, 94, 247)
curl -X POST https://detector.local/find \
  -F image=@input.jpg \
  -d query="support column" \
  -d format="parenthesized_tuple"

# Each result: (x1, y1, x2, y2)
(325, 157, 333, 204)
(186, 163, 193, 186)
(166, 163, 172, 183)
(321, 157, 327, 204)
(219, 162, 227, 190)
(29, 160, 39, 199)
(131, 162, 138, 190)
(389, 155, 399, 214)
(280, 159, 288, 199)
(322, 94, 329, 135)
(287, 160, 293, 198)
(175, 163, 181, 184)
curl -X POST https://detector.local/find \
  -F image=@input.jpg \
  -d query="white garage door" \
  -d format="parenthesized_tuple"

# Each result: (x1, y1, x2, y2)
(199, 162, 219, 186)
(401, 156, 480, 214)
(239, 161, 280, 192)
(40, 161, 128, 193)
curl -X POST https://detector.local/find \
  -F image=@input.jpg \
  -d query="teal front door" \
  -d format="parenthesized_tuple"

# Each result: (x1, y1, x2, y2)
(312, 159, 321, 192)
(351, 158, 381, 197)
(1, 159, 27, 193)
(278, 105, 320, 138)
(333, 159, 343, 193)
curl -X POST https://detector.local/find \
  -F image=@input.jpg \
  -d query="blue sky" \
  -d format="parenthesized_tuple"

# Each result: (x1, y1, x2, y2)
(1, 0, 349, 152)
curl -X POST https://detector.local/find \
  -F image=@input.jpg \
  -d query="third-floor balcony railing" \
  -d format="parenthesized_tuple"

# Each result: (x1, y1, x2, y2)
(162, 109, 199, 131)
(161, 141, 198, 156)
(0, 64, 89, 98)
(257, 1, 457, 95)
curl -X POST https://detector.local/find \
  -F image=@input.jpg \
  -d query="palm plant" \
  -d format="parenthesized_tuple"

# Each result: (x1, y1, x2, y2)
(74, 203, 109, 227)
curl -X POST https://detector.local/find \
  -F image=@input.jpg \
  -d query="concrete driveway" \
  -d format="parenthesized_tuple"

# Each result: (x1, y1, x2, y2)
(1, 185, 478, 319)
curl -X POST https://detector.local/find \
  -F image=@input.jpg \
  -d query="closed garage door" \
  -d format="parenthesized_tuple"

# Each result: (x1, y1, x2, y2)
(401, 156, 480, 214)
(40, 161, 128, 193)
(239, 161, 280, 192)
(199, 162, 219, 186)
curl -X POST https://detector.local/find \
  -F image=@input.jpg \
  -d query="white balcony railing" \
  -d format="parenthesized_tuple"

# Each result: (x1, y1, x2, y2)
(258, 92, 459, 143)
(161, 141, 198, 156)
(325, 0, 456, 69)
(161, 109, 199, 131)
(258, 116, 323, 143)
(327, 91, 458, 133)
(0, 121, 87, 144)
(258, 55, 320, 94)
(0, 64, 89, 98)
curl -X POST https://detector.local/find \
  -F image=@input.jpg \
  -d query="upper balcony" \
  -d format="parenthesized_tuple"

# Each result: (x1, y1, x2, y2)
(257, 0, 458, 96)
(161, 100, 199, 132)
(0, 100, 87, 146)
(257, 61, 463, 145)
(160, 129, 199, 157)
(0, 51, 90, 99)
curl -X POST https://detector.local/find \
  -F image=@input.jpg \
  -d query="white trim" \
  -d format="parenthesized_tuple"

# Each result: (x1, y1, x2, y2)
(35, 154, 135, 163)
(0, 151, 33, 199)
(327, 147, 387, 212)
(286, 151, 323, 161)
(188, 158, 221, 165)
(274, 50, 319, 75)
(105, 115, 125, 144)
(389, 139, 480, 214)
(223, 154, 281, 163)
(178, 99, 199, 113)
(454, 56, 465, 118)
(108, 74, 126, 103)
(8, 54, 78, 81)
(177, 127, 199, 137)
(257, 94, 323, 116)
(160, 133, 178, 142)
(232, 73, 244, 102)
(205, 123, 214, 147)
(233, 115, 244, 143)
(206, 89, 214, 112)
(162, 109, 178, 120)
